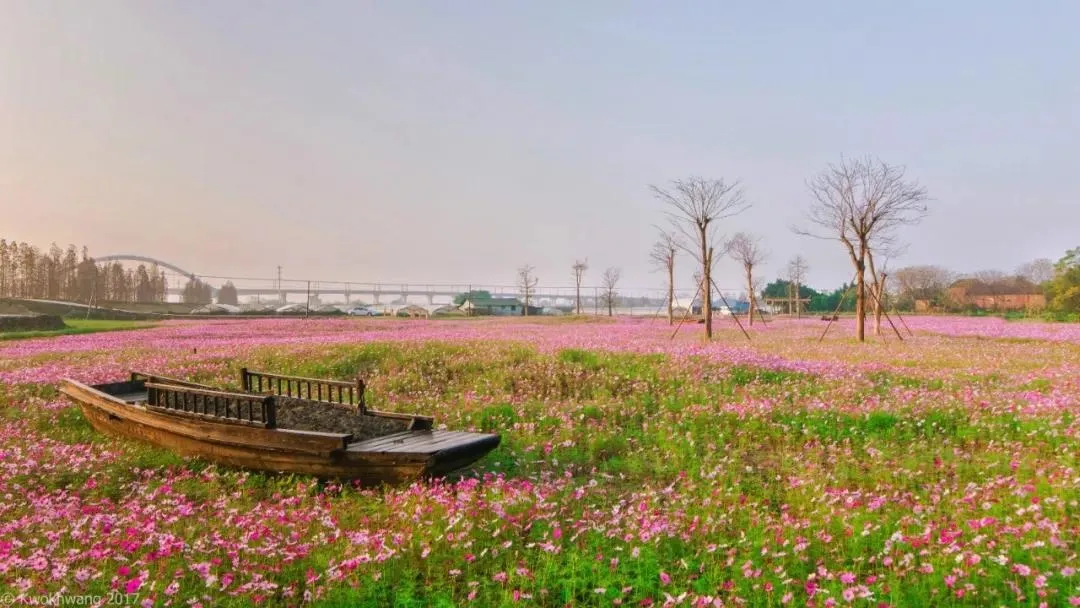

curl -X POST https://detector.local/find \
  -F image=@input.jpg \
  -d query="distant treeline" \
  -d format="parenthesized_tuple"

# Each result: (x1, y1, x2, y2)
(0, 238, 169, 304)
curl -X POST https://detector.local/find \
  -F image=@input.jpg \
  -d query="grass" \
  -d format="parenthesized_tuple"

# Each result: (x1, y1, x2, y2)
(0, 318, 155, 340)
(1, 326, 1077, 607)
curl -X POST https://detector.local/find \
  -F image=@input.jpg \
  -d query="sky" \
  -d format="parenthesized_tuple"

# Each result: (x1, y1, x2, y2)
(2, 1, 1077, 295)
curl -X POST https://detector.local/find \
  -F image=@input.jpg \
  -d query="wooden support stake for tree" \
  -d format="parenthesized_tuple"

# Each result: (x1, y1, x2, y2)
(710, 277, 752, 341)
(892, 305, 914, 336)
(819, 273, 857, 343)
(754, 301, 770, 326)
(650, 293, 667, 322)
(866, 280, 904, 341)
(670, 282, 703, 340)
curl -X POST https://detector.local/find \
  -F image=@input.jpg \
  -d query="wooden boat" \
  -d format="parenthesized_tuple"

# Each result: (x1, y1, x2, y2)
(59, 368, 500, 485)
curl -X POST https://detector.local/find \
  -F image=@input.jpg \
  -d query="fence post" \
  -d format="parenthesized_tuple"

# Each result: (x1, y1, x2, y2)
(263, 396, 276, 428)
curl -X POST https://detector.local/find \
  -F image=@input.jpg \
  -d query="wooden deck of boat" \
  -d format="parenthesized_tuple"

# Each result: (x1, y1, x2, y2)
(113, 390, 148, 404)
(347, 430, 498, 455)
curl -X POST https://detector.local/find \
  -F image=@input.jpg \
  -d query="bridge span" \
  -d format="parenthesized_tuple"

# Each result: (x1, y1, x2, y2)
(103, 253, 705, 309)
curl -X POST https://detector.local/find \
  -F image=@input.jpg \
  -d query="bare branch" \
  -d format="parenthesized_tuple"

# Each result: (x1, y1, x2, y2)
(648, 228, 679, 272)
(728, 232, 768, 326)
(786, 255, 809, 285)
(650, 228, 680, 325)
(517, 264, 538, 315)
(571, 258, 588, 315)
(651, 176, 750, 338)
(727, 232, 767, 269)
(600, 267, 621, 316)
(792, 155, 930, 341)
(1016, 258, 1055, 284)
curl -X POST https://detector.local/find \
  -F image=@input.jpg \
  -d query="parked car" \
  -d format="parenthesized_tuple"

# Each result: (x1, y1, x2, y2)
(347, 307, 379, 317)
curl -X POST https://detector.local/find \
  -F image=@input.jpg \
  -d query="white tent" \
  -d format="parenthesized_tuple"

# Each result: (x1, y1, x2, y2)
(191, 303, 240, 314)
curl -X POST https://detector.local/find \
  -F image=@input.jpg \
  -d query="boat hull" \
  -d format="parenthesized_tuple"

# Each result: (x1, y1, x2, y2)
(61, 379, 498, 485)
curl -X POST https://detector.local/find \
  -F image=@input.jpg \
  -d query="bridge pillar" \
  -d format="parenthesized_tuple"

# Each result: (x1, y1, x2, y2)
(426, 293, 434, 305)
(373, 291, 381, 305)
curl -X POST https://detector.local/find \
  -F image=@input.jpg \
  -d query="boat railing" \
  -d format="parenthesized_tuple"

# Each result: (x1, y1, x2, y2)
(240, 368, 366, 413)
(130, 371, 218, 391)
(145, 381, 277, 428)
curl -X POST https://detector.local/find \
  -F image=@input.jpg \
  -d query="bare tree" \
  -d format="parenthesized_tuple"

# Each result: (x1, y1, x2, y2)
(601, 267, 621, 316)
(1016, 258, 1055, 285)
(651, 177, 749, 338)
(727, 233, 767, 325)
(571, 259, 588, 315)
(794, 156, 929, 342)
(649, 230, 680, 324)
(894, 265, 953, 309)
(865, 246, 903, 335)
(972, 269, 1008, 284)
(517, 264, 538, 316)
(786, 255, 809, 317)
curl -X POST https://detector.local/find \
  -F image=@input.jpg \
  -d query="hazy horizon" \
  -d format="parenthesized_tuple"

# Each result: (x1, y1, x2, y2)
(2, 1, 1077, 293)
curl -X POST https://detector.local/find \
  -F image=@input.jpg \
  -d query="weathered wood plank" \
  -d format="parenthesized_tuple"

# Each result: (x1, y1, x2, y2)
(61, 380, 346, 456)
(145, 381, 276, 427)
(349, 430, 500, 456)
(130, 371, 217, 391)
(244, 369, 359, 388)
(78, 403, 426, 483)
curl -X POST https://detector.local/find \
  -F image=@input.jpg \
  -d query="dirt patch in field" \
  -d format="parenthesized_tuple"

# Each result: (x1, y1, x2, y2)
(274, 397, 411, 440)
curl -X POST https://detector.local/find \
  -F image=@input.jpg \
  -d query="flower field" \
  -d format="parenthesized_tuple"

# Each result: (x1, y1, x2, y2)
(0, 316, 1077, 607)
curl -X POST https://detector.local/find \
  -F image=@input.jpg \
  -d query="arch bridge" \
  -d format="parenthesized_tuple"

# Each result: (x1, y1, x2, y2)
(95, 254, 197, 279)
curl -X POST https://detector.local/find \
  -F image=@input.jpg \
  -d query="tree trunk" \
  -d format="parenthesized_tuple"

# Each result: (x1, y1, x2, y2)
(873, 278, 883, 336)
(746, 265, 755, 327)
(795, 280, 801, 318)
(702, 234, 713, 339)
(855, 264, 866, 342)
(667, 262, 674, 325)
